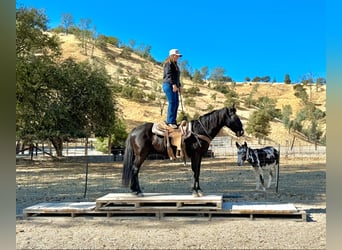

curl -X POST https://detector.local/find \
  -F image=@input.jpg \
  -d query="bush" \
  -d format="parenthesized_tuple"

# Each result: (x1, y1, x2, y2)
(184, 97, 196, 107)
(186, 86, 200, 96)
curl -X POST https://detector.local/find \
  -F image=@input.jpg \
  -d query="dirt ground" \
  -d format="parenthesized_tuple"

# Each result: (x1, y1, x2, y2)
(16, 157, 326, 249)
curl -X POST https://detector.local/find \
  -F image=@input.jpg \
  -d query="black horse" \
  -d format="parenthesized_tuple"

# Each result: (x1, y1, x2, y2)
(122, 106, 244, 196)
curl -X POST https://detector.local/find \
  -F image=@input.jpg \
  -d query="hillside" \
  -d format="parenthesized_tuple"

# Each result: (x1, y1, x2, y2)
(57, 33, 326, 146)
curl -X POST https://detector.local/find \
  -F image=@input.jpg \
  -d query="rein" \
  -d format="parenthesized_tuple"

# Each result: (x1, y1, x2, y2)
(192, 119, 212, 146)
(198, 119, 212, 140)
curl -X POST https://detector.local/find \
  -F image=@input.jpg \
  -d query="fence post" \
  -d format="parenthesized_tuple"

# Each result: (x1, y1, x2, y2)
(276, 144, 280, 193)
(84, 137, 89, 198)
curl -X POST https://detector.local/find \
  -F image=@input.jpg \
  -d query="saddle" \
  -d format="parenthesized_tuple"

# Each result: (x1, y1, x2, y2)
(152, 120, 192, 160)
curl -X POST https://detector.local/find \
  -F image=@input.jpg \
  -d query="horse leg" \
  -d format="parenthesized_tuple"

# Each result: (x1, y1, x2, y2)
(267, 167, 274, 188)
(130, 156, 144, 196)
(191, 156, 204, 197)
(259, 173, 266, 191)
(258, 166, 267, 191)
(254, 167, 265, 191)
(258, 167, 267, 191)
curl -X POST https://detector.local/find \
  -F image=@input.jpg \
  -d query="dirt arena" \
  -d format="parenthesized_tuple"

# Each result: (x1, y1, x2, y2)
(16, 156, 326, 249)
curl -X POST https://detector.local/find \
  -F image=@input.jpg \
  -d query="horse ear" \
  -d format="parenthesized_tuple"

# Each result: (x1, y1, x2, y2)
(231, 103, 237, 113)
(244, 141, 247, 147)
(235, 142, 240, 148)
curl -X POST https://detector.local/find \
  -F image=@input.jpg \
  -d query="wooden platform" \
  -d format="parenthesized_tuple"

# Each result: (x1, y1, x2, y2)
(96, 193, 222, 210)
(23, 202, 97, 218)
(22, 193, 306, 221)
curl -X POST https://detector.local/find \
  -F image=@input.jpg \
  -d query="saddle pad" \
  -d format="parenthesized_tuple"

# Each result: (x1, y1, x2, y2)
(151, 123, 166, 136)
(151, 121, 192, 138)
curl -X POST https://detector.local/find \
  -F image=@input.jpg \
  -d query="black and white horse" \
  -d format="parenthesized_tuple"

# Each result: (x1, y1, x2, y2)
(236, 142, 279, 191)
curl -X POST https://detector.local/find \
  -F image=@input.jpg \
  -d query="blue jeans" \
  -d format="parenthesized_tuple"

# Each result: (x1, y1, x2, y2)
(162, 83, 179, 124)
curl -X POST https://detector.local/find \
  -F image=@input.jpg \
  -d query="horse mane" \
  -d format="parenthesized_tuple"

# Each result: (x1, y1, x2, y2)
(193, 106, 236, 123)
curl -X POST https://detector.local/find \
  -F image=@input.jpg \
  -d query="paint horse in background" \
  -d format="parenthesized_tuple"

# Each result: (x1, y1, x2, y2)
(122, 106, 244, 197)
(236, 142, 279, 191)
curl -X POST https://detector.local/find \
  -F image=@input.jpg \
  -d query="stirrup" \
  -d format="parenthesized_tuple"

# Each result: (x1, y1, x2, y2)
(167, 123, 178, 129)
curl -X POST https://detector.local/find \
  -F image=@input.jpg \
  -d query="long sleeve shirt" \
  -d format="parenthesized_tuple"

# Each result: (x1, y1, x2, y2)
(163, 61, 181, 87)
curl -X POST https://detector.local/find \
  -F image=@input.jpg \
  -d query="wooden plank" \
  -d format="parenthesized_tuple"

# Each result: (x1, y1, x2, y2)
(96, 193, 222, 210)
(23, 202, 96, 217)
(223, 202, 298, 212)
(24, 202, 96, 212)
(221, 202, 306, 221)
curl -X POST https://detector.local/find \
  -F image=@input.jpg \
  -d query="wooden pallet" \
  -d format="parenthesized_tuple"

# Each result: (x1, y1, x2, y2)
(23, 202, 97, 218)
(221, 202, 306, 221)
(96, 193, 222, 210)
(22, 193, 306, 221)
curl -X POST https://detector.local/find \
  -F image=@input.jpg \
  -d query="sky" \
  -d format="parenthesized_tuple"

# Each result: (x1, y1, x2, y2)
(16, 0, 326, 82)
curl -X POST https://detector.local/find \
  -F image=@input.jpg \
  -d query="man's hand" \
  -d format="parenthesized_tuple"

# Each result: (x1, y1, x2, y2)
(172, 84, 178, 92)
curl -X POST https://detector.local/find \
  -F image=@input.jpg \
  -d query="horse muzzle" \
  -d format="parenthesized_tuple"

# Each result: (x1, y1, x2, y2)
(236, 130, 244, 137)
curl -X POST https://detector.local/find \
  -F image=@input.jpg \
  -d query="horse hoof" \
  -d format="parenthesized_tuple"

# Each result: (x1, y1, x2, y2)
(131, 191, 144, 197)
(192, 191, 199, 197)
(197, 190, 204, 197)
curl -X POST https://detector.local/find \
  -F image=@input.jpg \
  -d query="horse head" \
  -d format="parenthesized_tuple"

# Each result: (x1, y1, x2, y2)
(235, 141, 248, 166)
(225, 105, 244, 137)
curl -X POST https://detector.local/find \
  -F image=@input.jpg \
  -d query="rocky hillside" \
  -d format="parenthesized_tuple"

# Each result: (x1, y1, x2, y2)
(57, 33, 326, 146)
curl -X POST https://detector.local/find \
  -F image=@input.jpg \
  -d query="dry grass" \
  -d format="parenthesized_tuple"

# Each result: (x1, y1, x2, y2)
(56, 33, 326, 144)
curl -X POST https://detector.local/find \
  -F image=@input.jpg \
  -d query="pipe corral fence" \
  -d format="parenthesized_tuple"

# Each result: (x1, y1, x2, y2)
(16, 136, 326, 215)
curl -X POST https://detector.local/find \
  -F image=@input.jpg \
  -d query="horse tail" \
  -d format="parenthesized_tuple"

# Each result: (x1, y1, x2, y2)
(122, 135, 134, 187)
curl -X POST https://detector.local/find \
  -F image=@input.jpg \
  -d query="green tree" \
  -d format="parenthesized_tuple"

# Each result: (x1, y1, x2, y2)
(292, 110, 306, 132)
(224, 88, 239, 107)
(252, 76, 261, 82)
(179, 60, 192, 79)
(209, 67, 225, 83)
(284, 74, 291, 84)
(304, 120, 323, 142)
(120, 46, 132, 58)
(245, 96, 280, 141)
(246, 110, 272, 141)
(16, 57, 58, 141)
(61, 13, 74, 35)
(300, 73, 314, 85)
(293, 84, 309, 104)
(16, 7, 116, 155)
(16, 6, 61, 145)
(136, 43, 152, 60)
(17, 57, 116, 156)
(282, 104, 293, 130)
(243, 84, 259, 108)
(192, 69, 203, 84)
(77, 18, 98, 57)
(16, 7, 61, 57)
(200, 66, 209, 80)
(96, 118, 128, 153)
(261, 76, 271, 82)
(96, 35, 108, 50)
(315, 77, 325, 92)
(129, 39, 136, 50)
(254, 96, 281, 120)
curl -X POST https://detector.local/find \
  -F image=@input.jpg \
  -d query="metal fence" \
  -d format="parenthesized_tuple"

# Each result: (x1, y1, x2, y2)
(209, 136, 325, 161)
(16, 136, 326, 215)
